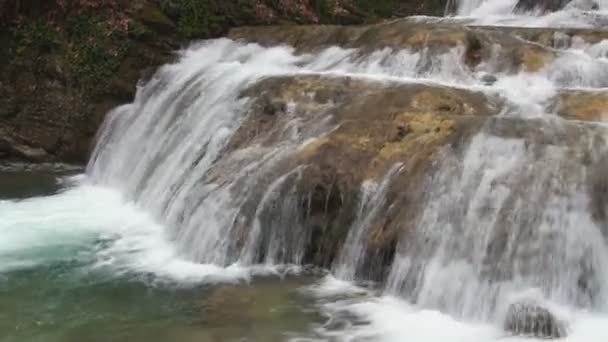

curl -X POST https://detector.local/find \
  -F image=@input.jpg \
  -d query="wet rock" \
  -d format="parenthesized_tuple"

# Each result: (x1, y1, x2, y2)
(515, 0, 573, 13)
(229, 20, 559, 73)
(481, 74, 498, 86)
(588, 154, 608, 238)
(566, 0, 599, 11)
(0, 132, 50, 162)
(504, 301, 567, 339)
(218, 75, 496, 268)
(134, 1, 176, 33)
(518, 45, 555, 71)
(550, 90, 608, 122)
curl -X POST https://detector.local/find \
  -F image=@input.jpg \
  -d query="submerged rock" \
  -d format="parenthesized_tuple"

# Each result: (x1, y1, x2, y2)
(481, 74, 498, 86)
(504, 301, 567, 339)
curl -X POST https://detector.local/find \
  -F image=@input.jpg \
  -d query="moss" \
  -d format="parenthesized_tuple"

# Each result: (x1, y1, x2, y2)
(312, 0, 335, 21)
(128, 20, 152, 40)
(177, 0, 226, 38)
(64, 16, 131, 96)
(13, 21, 61, 55)
(138, 2, 175, 30)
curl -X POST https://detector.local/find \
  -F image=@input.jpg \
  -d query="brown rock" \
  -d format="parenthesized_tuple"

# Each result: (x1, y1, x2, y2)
(551, 90, 608, 122)
(208, 75, 496, 271)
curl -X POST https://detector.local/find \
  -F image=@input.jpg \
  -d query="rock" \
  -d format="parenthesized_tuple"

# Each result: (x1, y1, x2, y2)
(212, 75, 497, 270)
(566, 0, 600, 11)
(515, 0, 573, 13)
(481, 74, 498, 86)
(550, 90, 608, 122)
(229, 20, 559, 72)
(517, 44, 556, 72)
(0, 133, 50, 162)
(504, 301, 567, 339)
(134, 1, 176, 33)
(588, 154, 608, 238)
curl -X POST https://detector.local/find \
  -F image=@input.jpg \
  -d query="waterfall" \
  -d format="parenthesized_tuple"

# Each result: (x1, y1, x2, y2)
(87, 39, 487, 266)
(84, 0, 608, 335)
(385, 124, 608, 319)
(333, 164, 403, 282)
(448, 0, 607, 27)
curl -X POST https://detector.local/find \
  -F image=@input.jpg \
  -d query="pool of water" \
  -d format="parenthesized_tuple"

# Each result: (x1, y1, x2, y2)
(0, 168, 331, 342)
(0, 267, 325, 342)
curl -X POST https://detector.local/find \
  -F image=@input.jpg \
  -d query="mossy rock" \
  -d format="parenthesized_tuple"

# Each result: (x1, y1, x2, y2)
(136, 1, 176, 33)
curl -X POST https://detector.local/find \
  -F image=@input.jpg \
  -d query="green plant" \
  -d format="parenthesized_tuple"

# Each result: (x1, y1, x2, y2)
(65, 16, 130, 94)
(14, 21, 60, 54)
(312, 0, 334, 21)
(178, 0, 226, 38)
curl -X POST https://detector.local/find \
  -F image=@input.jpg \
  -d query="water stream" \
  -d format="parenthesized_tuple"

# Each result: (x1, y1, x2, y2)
(2, 1, 608, 341)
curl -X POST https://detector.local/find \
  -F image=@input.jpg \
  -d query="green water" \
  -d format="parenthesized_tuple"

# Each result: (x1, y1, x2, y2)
(0, 168, 327, 342)
(0, 267, 323, 342)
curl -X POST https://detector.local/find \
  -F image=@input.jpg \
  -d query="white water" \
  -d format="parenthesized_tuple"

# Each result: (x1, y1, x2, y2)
(0, 181, 257, 283)
(387, 129, 608, 315)
(450, 0, 608, 26)
(333, 164, 403, 282)
(312, 276, 608, 342)
(2, 0, 608, 340)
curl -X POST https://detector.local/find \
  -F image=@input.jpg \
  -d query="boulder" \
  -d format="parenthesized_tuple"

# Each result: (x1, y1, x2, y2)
(550, 90, 608, 122)
(504, 301, 567, 339)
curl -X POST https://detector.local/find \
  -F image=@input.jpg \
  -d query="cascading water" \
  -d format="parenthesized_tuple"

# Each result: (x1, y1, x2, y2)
(84, 2, 608, 336)
(86, 39, 492, 267)
(386, 126, 608, 318)
(333, 164, 404, 282)
(449, 0, 608, 26)
(3, 0, 608, 341)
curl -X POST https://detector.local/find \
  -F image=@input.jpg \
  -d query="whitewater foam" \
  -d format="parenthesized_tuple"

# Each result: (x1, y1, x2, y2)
(3, 0, 608, 340)
(0, 178, 285, 284)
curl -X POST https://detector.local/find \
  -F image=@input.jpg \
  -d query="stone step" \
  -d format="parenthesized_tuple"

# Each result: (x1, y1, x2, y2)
(229, 19, 608, 74)
(201, 73, 608, 277)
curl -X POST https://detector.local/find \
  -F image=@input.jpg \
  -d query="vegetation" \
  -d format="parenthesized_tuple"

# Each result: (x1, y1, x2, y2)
(177, 0, 226, 38)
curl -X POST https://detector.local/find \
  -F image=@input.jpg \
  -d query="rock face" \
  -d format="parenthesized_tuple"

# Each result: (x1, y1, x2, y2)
(224, 76, 495, 274)
(504, 301, 567, 339)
